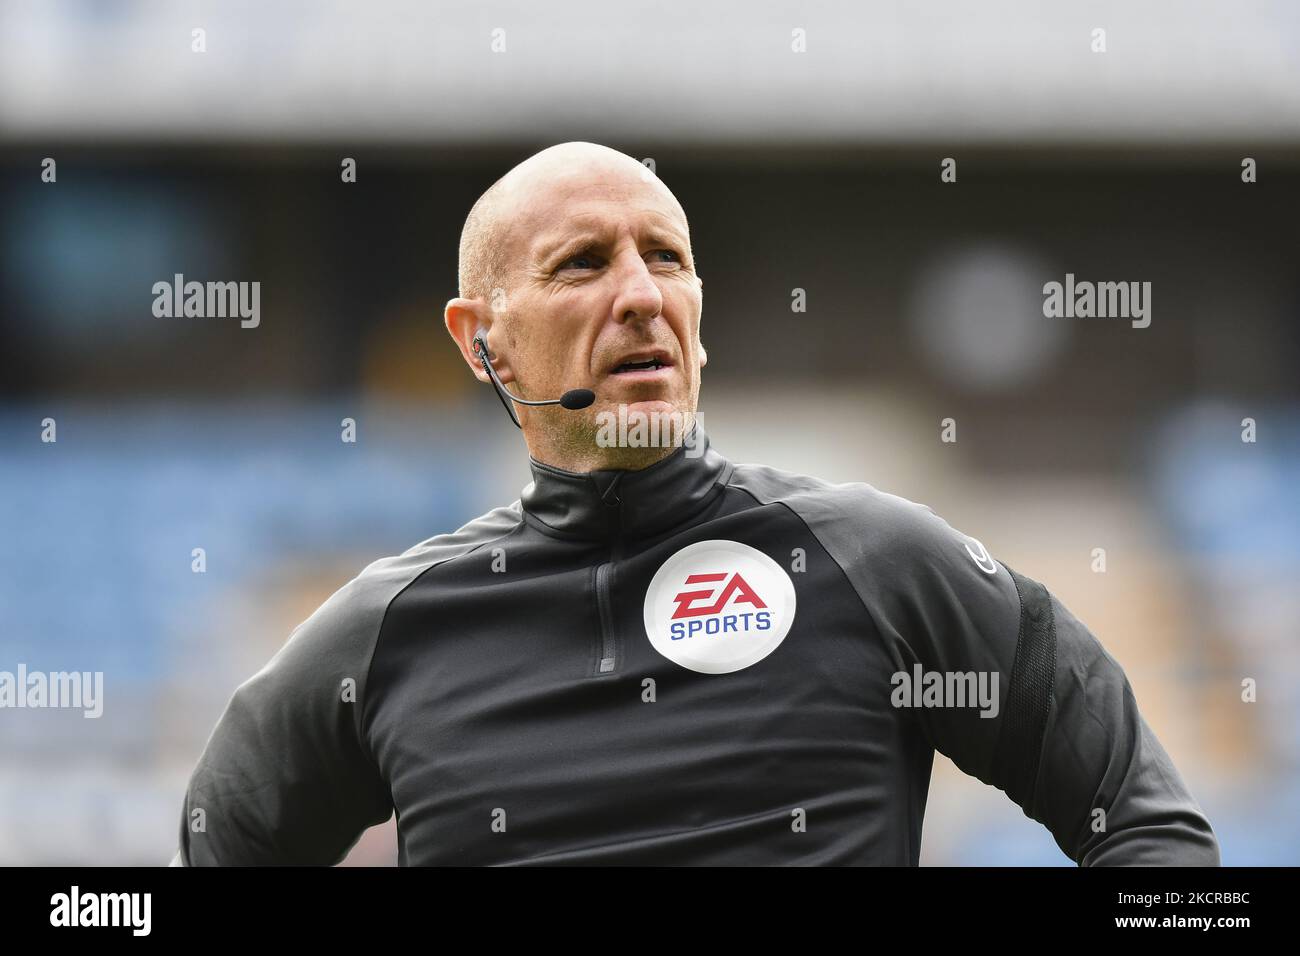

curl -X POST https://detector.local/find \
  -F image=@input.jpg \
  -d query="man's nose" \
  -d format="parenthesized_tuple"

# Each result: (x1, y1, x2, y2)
(609, 250, 664, 324)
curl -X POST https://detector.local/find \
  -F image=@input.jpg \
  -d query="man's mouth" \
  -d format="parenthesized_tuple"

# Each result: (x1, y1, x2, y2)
(608, 350, 673, 376)
(614, 358, 665, 373)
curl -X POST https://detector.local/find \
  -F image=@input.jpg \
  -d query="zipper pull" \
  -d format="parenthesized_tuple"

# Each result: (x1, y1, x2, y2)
(599, 472, 623, 508)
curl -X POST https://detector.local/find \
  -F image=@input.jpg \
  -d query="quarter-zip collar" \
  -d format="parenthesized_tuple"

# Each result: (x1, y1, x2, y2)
(521, 419, 733, 541)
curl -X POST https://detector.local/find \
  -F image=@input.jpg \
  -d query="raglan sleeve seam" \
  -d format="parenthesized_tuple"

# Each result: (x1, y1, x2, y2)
(356, 520, 529, 774)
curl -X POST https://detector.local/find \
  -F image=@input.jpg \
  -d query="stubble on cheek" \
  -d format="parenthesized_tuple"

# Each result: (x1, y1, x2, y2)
(497, 311, 529, 397)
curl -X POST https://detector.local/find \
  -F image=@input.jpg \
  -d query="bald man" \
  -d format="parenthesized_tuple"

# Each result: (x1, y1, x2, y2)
(173, 142, 1219, 866)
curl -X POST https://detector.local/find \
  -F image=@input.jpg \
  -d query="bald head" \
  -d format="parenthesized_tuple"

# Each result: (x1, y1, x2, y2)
(445, 140, 706, 471)
(457, 142, 687, 303)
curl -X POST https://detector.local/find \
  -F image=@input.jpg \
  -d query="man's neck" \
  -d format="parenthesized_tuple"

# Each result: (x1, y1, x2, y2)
(524, 412, 697, 473)
(526, 436, 679, 474)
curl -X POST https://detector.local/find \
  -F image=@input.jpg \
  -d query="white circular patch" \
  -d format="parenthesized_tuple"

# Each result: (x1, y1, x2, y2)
(642, 539, 796, 674)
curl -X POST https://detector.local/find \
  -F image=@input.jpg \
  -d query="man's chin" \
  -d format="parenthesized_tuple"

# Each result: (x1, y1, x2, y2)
(590, 399, 696, 452)
(620, 398, 677, 418)
(596, 397, 690, 424)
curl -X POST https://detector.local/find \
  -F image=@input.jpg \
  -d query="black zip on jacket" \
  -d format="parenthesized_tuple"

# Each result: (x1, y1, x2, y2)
(174, 421, 1220, 865)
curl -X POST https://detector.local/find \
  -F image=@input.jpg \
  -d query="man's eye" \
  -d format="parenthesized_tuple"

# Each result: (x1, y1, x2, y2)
(651, 249, 681, 264)
(559, 254, 599, 271)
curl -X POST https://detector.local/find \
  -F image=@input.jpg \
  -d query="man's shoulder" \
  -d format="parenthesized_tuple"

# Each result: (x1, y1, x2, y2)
(278, 501, 526, 661)
(728, 459, 958, 560)
(347, 498, 524, 608)
(728, 458, 1017, 637)
(386, 499, 525, 573)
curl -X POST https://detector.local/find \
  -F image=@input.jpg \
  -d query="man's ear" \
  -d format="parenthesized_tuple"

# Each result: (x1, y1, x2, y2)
(445, 297, 505, 385)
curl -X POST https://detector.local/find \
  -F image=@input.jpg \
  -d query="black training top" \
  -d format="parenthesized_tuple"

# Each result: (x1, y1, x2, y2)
(174, 421, 1219, 865)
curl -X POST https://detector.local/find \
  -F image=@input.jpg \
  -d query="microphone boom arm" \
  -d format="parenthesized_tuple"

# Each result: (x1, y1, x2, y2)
(472, 333, 595, 429)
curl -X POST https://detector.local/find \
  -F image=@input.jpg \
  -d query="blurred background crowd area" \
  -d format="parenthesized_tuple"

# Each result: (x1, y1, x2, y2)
(0, 0, 1297, 865)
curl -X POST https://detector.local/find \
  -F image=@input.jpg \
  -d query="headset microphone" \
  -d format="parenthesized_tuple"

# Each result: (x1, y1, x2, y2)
(472, 333, 596, 429)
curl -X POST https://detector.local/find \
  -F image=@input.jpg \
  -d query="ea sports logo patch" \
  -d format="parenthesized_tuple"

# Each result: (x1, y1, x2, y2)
(642, 540, 796, 674)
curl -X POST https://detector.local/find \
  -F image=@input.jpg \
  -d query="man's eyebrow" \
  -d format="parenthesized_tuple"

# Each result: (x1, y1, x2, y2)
(643, 229, 690, 253)
(532, 223, 692, 266)
(532, 230, 606, 265)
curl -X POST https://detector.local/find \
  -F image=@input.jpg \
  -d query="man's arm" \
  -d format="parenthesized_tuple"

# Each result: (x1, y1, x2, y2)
(766, 475, 1220, 865)
(1011, 570, 1220, 864)
(174, 580, 393, 865)
(868, 498, 1220, 865)
(170, 506, 525, 864)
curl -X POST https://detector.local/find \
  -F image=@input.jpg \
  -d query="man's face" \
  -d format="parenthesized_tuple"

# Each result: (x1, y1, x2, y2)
(492, 160, 705, 444)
